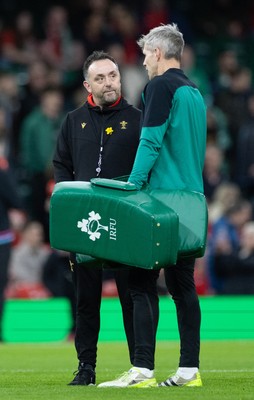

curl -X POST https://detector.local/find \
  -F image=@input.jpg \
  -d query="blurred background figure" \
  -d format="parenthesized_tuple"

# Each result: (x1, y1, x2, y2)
(212, 49, 240, 93)
(18, 87, 65, 240)
(207, 199, 253, 293)
(0, 156, 24, 341)
(78, 10, 115, 57)
(181, 44, 212, 104)
(106, 41, 148, 107)
(0, 105, 11, 160)
(141, 0, 170, 34)
(214, 221, 254, 294)
(39, 5, 85, 93)
(108, 3, 141, 65)
(0, 71, 21, 167)
(16, 61, 52, 124)
(235, 94, 254, 202)
(208, 182, 242, 224)
(206, 105, 231, 152)
(214, 66, 253, 179)
(0, 10, 40, 74)
(6, 220, 50, 299)
(203, 143, 228, 203)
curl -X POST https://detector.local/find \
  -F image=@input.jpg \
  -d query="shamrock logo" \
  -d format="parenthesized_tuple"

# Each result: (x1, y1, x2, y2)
(77, 211, 108, 241)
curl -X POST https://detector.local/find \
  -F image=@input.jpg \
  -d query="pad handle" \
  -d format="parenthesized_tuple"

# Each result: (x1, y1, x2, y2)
(90, 178, 137, 191)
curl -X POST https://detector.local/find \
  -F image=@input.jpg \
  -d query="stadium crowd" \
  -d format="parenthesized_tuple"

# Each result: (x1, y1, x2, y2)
(1, 0, 254, 326)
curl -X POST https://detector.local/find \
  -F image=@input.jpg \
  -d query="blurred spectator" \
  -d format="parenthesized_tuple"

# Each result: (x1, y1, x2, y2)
(206, 105, 231, 152)
(208, 181, 242, 224)
(106, 41, 148, 107)
(39, 5, 85, 90)
(79, 12, 116, 57)
(212, 49, 240, 92)
(142, 0, 170, 34)
(181, 44, 212, 104)
(105, 3, 149, 106)
(207, 199, 253, 293)
(11, 61, 51, 159)
(235, 94, 254, 201)
(6, 220, 50, 299)
(69, 0, 109, 25)
(211, 18, 249, 72)
(0, 10, 40, 74)
(0, 157, 24, 340)
(19, 87, 65, 239)
(0, 72, 21, 166)
(108, 3, 141, 64)
(214, 66, 253, 178)
(85, 0, 109, 14)
(214, 221, 254, 294)
(0, 106, 10, 159)
(203, 143, 228, 203)
(17, 61, 52, 119)
(42, 249, 76, 338)
(14, 61, 64, 156)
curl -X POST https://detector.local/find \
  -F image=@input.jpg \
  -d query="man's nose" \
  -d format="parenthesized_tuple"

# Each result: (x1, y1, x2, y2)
(105, 77, 112, 85)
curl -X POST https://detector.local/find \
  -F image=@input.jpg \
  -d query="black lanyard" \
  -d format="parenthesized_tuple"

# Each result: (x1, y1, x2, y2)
(89, 107, 117, 176)
(96, 127, 104, 176)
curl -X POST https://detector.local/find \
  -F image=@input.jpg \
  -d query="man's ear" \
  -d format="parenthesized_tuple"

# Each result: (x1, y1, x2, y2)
(155, 48, 161, 61)
(83, 80, 91, 93)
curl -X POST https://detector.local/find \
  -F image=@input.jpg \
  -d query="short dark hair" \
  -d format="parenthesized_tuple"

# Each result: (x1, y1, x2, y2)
(82, 50, 118, 80)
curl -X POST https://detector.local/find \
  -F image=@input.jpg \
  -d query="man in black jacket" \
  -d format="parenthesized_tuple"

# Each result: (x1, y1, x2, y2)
(53, 51, 141, 385)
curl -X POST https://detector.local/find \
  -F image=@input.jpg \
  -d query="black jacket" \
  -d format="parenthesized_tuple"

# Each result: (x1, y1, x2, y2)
(53, 97, 141, 182)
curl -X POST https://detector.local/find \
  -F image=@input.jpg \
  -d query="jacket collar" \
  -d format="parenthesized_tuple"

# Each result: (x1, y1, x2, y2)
(87, 93, 122, 109)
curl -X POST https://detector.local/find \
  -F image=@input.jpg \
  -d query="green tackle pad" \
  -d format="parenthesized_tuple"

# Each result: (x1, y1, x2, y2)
(149, 189, 208, 258)
(49, 181, 179, 269)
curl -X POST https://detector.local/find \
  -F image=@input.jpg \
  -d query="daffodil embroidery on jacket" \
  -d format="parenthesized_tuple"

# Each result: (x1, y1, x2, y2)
(105, 127, 114, 135)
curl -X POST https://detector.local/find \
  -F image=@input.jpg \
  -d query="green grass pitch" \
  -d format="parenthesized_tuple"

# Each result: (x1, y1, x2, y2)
(0, 340, 253, 400)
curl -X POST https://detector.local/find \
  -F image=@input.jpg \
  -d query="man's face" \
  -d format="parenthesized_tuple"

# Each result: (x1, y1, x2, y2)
(143, 45, 158, 80)
(84, 59, 121, 107)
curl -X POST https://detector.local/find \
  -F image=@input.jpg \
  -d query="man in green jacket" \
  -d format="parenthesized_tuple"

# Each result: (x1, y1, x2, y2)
(98, 23, 206, 388)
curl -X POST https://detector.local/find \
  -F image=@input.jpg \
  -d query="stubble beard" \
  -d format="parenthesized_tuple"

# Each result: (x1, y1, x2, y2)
(102, 90, 118, 106)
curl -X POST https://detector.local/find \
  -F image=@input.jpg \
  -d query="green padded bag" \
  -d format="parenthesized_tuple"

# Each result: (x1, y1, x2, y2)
(49, 180, 179, 269)
(149, 189, 208, 258)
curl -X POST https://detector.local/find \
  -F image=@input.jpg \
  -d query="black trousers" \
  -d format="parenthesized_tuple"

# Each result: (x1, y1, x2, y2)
(128, 267, 160, 370)
(73, 260, 160, 371)
(164, 258, 201, 368)
(72, 262, 134, 369)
